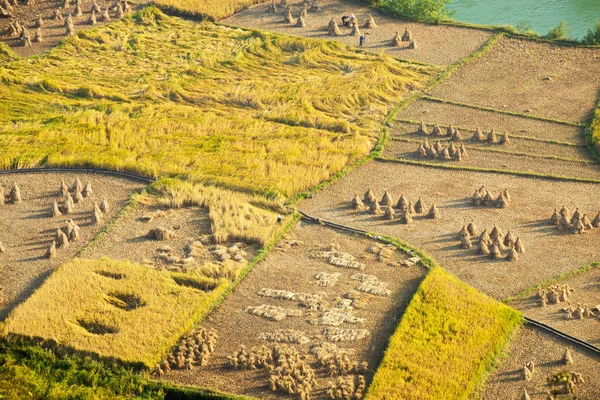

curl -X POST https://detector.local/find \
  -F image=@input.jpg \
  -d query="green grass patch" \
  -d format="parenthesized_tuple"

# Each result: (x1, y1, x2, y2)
(365, 267, 523, 400)
(3, 258, 229, 368)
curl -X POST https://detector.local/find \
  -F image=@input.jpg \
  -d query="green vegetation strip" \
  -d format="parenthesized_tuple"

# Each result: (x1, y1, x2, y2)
(421, 96, 585, 127)
(365, 266, 523, 400)
(503, 262, 600, 304)
(376, 157, 600, 184)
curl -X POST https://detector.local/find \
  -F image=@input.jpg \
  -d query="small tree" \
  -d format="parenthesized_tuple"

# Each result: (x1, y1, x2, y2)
(546, 20, 570, 41)
(582, 19, 600, 45)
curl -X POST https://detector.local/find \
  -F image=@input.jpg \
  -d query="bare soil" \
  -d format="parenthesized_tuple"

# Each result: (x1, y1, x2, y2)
(0, 171, 145, 319)
(223, 0, 493, 66)
(512, 267, 600, 346)
(428, 35, 600, 123)
(0, 0, 143, 57)
(479, 325, 600, 400)
(299, 160, 600, 300)
(162, 221, 427, 399)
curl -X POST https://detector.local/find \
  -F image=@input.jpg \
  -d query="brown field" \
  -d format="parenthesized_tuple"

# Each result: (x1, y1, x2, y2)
(0, 171, 146, 319)
(480, 325, 600, 400)
(0, 0, 143, 56)
(223, 0, 493, 66)
(300, 160, 600, 300)
(428, 36, 600, 123)
(162, 221, 427, 399)
(512, 267, 600, 346)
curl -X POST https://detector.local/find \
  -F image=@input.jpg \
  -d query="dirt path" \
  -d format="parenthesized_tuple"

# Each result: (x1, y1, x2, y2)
(223, 0, 493, 66)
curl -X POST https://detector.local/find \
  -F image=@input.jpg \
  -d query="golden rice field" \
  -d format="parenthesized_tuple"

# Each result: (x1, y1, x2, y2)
(155, 0, 269, 20)
(0, 7, 436, 198)
(3, 257, 229, 368)
(366, 267, 523, 400)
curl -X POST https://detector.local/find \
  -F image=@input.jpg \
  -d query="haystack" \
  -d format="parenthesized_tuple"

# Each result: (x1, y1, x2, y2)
(550, 208, 560, 225)
(496, 193, 509, 209)
(402, 210, 413, 225)
(582, 214, 593, 230)
(479, 229, 491, 245)
(348, 15, 357, 25)
(46, 240, 56, 259)
(472, 127, 485, 141)
(384, 207, 395, 220)
(499, 132, 510, 144)
(395, 194, 408, 210)
(503, 229, 515, 247)
(558, 214, 571, 232)
(380, 190, 393, 207)
(434, 140, 443, 153)
(482, 192, 495, 206)
(296, 15, 306, 27)
(467, 221, 479, 236)
(9, 182, 21, 203)
(408, 39, 417, 49)
(592, 211, 600, 228)
(490, 243, 502, 259)
(56, 228, 69, 248)
(20, 27, 31, 46)
(123, 0, 130, 13)
(414, 198, 425, 213)
(268, 0, 277, 13)
(116, 3, 123, 18)
(507, 248, 518, 262)
(74, 3, 82, 17)
(417, 144, 427, 158)
(99, 199, 109, 213)
(401, 27, 412, 41)
(490, 225, 503, 241)
(451, 128, 462, 142)
(407, 201, 415, 214)
(147, 227, 175, 241)
(458, 224, 469, 238)
(327, 18, 341, 35)
(478, 240, 490, 255)
(284, 8, 293, 23)
(33, 27, 42, 42)
(66, 21, 75, 35)
(369, 200, 383, 215)
(446, 124, 454, 137)
(460, 235, 472, 249)
(68, 221, 80, 242)
(417, 120, 428, 135)
(391, 31, 402, 46)
(8, 21, 18, 36)
(89, 10, 96, 25)
(460, 142, 468, 158)
(572, 219, 585, 234)
(522, 365, 532, 381)
(363, 188, 376, 205)
(472, 190, 483, 206)
(0, 186, 4, 206)
(300, 5, 307, 18)
(350, 194, 364, 210)
(427, 146, 438, 158)
(51, 201, 62, 217)
(521, 389, 531, 400)
(350, 22, 360, 36)
(82, 181, 92, 197)
(562, 348, 573, 365)
(36, 15, 43, 28)
(91, 0, 100, 12)
(363, 14, 376, 29)
(428, 204, 440, 219)
(102, 8, 110, 21)
(432, 124, 442, 136)
(559, 204, 570, 217)
(502, 188, 511, 201)
(54, 8, 62, 20)
(448, 142, 457, 156)
(488, 129, 497, 144)
(442, 147, 451, 160)
(570, 208, 582, 224)
(74, 187, 84, 204)
(91, 206, 102, 225)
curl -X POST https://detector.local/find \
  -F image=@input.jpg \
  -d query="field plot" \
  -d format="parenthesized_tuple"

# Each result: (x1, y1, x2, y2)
(0, 0, 142, 56)
(155, 0, 269, 20)
(480, 325, 600, 400)
(300, 160, 600, 300)
(162, 222, 427, 399)
(428, 35, 600, 123)
(0, 7, 434, 198)
(3, 257, 228, 368)
(511, 266, 600, 346)
(223, 0, 493, 66)
(0, 171, 145, 319)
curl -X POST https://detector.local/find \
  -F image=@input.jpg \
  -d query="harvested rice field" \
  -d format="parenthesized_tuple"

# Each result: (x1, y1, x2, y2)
(223, 0, 493, 66)
(0, 171, 145, 319)
(300, 160, 600, 300)
(510, 266, 600, 346)
(427, 35, 600, 123)
(161, 221, 427, 399)
(0, 0, 142, 56)
(480, 325, 600, 400)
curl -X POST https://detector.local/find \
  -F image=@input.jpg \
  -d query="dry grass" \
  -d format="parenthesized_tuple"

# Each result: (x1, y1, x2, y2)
(2, 257, 228, 368)
(155, 0, 269, 20)
(0, 7, 435, 198)
(365, 267, 522, 400)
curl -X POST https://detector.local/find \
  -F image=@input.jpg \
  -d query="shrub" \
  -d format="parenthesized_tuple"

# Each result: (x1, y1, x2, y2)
(582, 19, 600, 45)
(546, 20, 571, 41)
(370, 0, 454, 22)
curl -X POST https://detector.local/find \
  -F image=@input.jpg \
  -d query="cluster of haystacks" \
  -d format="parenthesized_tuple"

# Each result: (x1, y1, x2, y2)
(282, 0, 321, 28)
(245, 304, 303, 321)
(322, 328, 370, 342)
(259, 329, 310, 345)
(416, 121, 468, 142)
(228, 344, 317, 399)
(351, 188, 440, 223)
(209, 243, 248, 263)
(318, 298, 364, 326)
(154, 244, 196, 271)
(154, 328, 217, 375)
(469, 127, 510, 144)
(563, 302, 596, 320)
(547, 363, 586, 396)
(391, 27, 416, 48)
(471, 186, 511, 208)
(311, 342, 368, 377)
(535, 284, 572, 308)
(416, 138, 468, 162)
(326, 375, 365, 400)
(550, 205, 598, 234)
(0, 182, 22, 205)
(350, 273, 390, 296)
(458, 223, 524, 262)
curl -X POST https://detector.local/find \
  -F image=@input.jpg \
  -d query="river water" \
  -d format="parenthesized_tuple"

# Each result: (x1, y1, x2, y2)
(447, 0, 600, 40)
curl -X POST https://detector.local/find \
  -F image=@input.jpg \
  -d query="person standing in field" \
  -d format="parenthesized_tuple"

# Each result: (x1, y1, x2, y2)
(359, 33, 368, 48)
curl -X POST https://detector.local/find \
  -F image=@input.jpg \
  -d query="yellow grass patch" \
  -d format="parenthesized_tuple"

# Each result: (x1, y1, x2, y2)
(3, 258, 228, 368)
(366, 267, 522, 400)
(156, 0, 269, 20)
(0, 7, 435, 198)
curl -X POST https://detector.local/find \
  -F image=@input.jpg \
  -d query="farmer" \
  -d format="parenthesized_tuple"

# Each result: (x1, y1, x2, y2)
(359, 33, 368, 48)
(341, 15, 349, 26)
